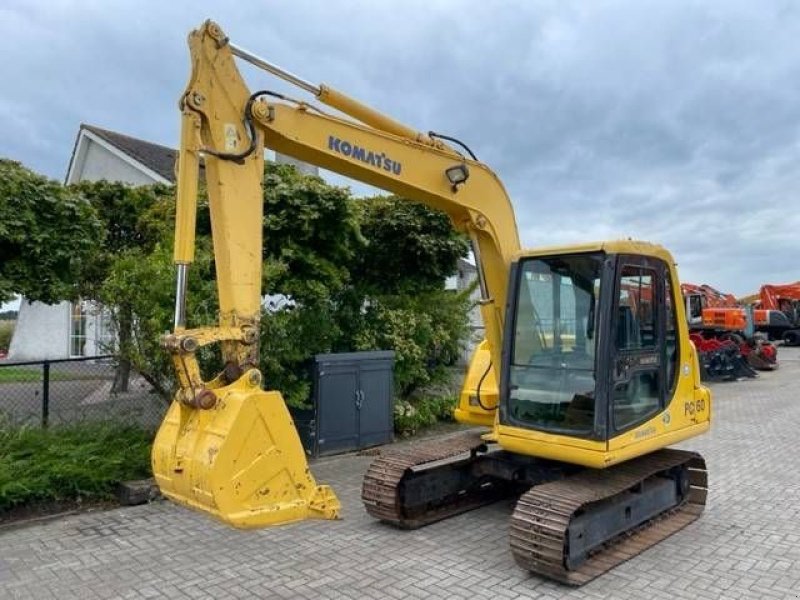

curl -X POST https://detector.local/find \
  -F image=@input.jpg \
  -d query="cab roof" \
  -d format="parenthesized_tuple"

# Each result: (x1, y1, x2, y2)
(515, 240, 676, 266)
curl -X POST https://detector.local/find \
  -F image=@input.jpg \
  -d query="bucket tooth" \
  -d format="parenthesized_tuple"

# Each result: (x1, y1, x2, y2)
(152, 384, 340, 528)
(307, 484, 340, 519)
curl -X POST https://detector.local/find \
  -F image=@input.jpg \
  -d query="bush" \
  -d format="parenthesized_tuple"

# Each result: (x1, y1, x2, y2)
(393, 394, 458, 437)
(260, 301, 344, 407)
(0, 423, 153, 513)
(73, 164, 472, 416)
(354, 290, 472, 397)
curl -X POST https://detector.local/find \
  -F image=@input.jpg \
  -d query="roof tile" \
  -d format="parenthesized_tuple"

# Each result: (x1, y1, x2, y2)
(81, 124, 177, 183)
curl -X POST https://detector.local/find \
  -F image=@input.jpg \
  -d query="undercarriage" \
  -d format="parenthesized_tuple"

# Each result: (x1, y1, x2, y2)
(362, 431, 707, 585)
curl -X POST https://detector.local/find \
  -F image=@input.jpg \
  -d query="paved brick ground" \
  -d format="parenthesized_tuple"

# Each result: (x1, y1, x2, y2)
(2, 348, 800, 599)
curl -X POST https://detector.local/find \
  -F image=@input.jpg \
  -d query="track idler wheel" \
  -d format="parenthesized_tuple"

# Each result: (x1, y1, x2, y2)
(783, 329, 800, 346)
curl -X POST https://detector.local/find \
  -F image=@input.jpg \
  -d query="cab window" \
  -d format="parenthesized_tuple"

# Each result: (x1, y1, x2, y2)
(612, 263, 662, 431)
(508, 253, 603, 434)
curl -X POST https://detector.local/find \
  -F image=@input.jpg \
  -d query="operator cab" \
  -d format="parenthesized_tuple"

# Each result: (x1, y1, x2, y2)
(499, 244, 680, 445)
(685, 293, 704, 328)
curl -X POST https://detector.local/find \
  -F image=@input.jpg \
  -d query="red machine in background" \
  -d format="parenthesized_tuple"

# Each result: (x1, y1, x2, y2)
(680, 283, 777, 380)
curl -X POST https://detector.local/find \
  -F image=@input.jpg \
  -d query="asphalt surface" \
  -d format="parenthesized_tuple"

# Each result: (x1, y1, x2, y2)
(1, 348, 799, 599)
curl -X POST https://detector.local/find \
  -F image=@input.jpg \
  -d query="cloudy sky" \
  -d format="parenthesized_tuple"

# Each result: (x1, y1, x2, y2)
(2, 0, 799, 295)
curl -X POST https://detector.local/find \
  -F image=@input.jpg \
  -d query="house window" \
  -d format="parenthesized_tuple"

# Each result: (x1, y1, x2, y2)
(96, 309, 115, 353)
(69, 301, 88, 357)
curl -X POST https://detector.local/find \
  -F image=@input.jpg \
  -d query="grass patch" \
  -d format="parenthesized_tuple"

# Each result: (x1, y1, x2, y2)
(0, 367, 105, 383)
(0, 423, 153, 514)
(0, 367, 43, 383)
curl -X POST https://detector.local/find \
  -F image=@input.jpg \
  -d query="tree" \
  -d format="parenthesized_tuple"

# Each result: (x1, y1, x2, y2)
(0, 159, 102, 304)
(259, 175, 473, 403)
(86, 180, 217, 397)
(98, 239, 217, 398)
(353, 290, 472, 396)
(97, 164, 363, 403)
(70, 180, 173, 392)
(349, 195, 472, 396)
(94, 164, 472, 407)
(262, 164, 364, 302)
(258, 165, 365, 405)
(352, 195, 470, 295)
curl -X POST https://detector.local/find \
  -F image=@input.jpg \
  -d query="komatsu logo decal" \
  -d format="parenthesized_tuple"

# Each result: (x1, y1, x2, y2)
(328, 136, 402, 176)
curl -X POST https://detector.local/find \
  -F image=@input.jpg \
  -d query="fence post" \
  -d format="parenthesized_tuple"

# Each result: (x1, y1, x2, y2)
(42, 361, 50, 428)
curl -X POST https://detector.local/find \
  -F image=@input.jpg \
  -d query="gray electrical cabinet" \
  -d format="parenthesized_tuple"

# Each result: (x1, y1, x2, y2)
(291, 351, 395, 457)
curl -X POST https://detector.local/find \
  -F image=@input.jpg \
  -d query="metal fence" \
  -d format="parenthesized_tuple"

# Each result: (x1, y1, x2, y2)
(0, 356, 167, 430)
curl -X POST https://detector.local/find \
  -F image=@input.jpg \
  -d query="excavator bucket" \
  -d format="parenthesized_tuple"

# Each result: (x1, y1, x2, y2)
(152, 372, 340, 528)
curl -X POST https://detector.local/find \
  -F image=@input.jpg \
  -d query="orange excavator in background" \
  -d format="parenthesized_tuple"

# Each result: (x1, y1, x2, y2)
(681, 283, 746, 333)
(680, 283, 777, 379)
(740, 283, 800, 345)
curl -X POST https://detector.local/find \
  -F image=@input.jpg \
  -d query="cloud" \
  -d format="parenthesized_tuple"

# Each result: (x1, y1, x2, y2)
(1, 0, 799, 295)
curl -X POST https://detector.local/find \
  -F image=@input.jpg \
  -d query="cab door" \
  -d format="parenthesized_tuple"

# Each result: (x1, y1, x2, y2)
(607, 255, 667, 435)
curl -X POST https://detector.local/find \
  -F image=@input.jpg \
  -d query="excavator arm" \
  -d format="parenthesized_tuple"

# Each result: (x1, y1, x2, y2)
(758, 283, 800, 311)
(172, 20, 519, 396)
(153, 20, 519, 527)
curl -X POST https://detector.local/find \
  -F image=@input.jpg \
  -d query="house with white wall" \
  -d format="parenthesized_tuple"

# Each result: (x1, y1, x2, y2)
(9, 124, 179, 360)
(446, 257, 484, 364)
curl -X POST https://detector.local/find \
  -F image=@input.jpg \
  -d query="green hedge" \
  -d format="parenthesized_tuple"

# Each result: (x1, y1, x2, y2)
(0, 423, 153, 513)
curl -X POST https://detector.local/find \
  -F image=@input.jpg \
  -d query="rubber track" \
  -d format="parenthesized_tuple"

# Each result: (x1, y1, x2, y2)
(361, 430, 492, 528)
(509, 448, 707, 586)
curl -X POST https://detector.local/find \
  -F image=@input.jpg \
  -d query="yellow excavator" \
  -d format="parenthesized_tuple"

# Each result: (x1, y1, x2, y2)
(153, 20, 711, 586)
